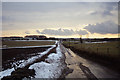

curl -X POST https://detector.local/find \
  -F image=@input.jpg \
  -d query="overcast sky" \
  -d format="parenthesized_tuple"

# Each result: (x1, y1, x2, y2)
(2, 2, 119, 38)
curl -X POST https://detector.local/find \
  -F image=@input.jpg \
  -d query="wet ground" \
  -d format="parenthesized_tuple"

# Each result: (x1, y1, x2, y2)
(61, 45, 120, 79)
(2, 47, 50, 70)
(1, 45, 58, 80)
(1, 43, 120, 79)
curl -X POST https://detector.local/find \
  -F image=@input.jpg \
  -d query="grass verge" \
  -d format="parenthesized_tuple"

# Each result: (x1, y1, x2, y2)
(63, 41, 120, 73)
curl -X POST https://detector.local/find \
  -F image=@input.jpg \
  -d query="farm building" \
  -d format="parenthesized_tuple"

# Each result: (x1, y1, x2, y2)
(24, 35, 47, 40)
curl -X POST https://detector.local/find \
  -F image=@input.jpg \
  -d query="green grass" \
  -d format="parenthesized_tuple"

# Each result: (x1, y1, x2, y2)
(63, 41, 120, 59)
(2, 41, 55, 47)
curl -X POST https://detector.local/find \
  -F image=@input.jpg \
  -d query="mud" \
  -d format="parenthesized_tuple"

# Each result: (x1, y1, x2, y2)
(2, 45, 58, 80)
(2, 47, 50, 70)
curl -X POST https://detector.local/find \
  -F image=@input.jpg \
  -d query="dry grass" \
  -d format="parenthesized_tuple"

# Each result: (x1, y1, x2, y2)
(63, 41, 120, 59)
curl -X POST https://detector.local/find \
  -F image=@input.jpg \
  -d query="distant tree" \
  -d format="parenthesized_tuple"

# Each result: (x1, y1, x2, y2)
(70, 38, 74, 41)
(80, 37, 83, 43)
(80, 35, 83, 43)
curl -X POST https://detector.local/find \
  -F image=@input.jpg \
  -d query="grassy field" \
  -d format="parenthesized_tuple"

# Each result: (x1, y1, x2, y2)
(2, 40, 55, 47)
(63, 41, 120, 61)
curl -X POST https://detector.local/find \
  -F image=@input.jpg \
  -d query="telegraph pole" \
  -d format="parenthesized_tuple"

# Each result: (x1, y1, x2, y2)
(86, 34, 89, 42)
(80, 35, 83, 43)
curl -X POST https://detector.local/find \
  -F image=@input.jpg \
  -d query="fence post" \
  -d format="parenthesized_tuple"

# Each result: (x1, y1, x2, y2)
(97, 48, 98, 53)
(69, 39, 70, 48)
(107, 48, 109, 54)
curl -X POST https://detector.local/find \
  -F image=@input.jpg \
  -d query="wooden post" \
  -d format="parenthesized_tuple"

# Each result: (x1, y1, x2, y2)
(107, 48, 109, 54)
(74, 39, 75, 44)
(69, 39, 70, 48)
(97, 48, 98, 53)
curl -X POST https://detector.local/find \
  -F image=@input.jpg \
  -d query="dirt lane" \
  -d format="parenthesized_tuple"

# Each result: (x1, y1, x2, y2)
(61, 45, 120, 79)
(65, 49, 87, 78)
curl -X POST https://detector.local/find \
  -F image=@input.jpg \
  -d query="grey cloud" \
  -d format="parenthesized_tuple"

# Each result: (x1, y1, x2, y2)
(3, 2, 84, 13)
(102, 2, 118, 11)
(84, 21, 118, 34)
(36, 30, 41, 34)
(89, 2, 117, 17)
(119, 25, 120, 33)
(2, 16, 15, 22)
(25, 31, 30, 34)
(90, 10, 113, 16)
(102, 10, 113, 16)
(36, 28, 88, 36)
(89, 11, 98, 15)
(3, 2, 118, 32)
(36, 30, 45, 34)
(76, 30, 88, 35)
(3, 2, 117, 24)
(41, 28, 75, 36)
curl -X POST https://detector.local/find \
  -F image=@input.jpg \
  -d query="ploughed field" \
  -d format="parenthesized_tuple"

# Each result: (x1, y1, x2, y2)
(2, 47, 50, 70)
(1, 41, 68, 79)
(2, 40, 55, 70)
(2, 40, 55, 47)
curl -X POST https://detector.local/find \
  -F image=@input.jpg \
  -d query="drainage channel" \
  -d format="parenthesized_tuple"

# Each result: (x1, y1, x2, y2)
(1, 45, 57, 80)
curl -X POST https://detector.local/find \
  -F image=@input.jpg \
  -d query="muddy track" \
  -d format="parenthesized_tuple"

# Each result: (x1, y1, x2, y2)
(79, 63, 98, 80)
(2, 45, 57, 80)
(63, 45, 120, 79)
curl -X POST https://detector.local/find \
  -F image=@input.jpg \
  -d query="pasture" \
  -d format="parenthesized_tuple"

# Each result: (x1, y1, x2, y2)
(63, 41, 120, 60)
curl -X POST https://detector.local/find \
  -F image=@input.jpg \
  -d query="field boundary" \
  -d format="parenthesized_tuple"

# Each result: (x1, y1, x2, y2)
(63, 44, 120, 74)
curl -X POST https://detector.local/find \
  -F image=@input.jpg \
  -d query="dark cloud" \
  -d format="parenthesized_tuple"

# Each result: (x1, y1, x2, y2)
(84, 21, 118, 34)
(36, 28, 88, 36)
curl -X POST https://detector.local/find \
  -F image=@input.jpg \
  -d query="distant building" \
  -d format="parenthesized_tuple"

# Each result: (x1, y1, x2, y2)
(38, 35, 47, 39)
(49, 37, 56, 40)
(24, 35, 47, 40)
(25, 35, 38, 40)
